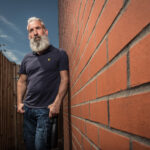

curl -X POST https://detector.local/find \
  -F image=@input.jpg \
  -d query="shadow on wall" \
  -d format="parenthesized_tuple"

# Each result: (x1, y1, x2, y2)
(68, 78, 72, 150)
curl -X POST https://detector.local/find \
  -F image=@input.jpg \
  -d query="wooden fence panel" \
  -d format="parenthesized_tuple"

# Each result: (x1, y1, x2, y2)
(0, 52, 24, 150)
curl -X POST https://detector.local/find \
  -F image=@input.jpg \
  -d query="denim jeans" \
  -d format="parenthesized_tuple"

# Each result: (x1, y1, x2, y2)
(23, 105, 53, 150)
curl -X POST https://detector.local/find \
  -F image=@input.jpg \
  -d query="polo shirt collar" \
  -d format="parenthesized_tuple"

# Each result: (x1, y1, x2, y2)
(32, 45, 52, 55)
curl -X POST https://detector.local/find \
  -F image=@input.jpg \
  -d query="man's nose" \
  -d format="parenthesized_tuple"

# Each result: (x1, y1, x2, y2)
(33, 29, 38, 36)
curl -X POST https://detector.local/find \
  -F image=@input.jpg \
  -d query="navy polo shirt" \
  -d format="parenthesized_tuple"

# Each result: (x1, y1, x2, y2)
(19, 45, 69, 108)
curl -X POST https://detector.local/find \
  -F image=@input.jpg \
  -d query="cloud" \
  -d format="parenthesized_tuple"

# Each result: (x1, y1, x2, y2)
(2, 49, 26, 64)
(2, 50, 20, 64)
(0, 34, 8, 38)
(0, 15, 24, 36)
(0, 28, 15, 43)
(7, 48, 26, 57)
(0, 34, 14, 43)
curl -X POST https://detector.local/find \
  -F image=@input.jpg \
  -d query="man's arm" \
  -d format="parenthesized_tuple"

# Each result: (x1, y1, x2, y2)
(17, 74, 27, 113)
(48, 70, 69, 118)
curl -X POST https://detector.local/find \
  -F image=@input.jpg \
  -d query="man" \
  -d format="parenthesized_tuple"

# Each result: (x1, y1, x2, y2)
(17, 17, 69, 150)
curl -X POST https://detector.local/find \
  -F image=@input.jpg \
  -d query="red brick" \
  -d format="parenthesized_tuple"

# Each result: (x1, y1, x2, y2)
(71, 116, 86, 134)
(100, 128, 129, 150)
(78, 25, 89, 57)
(71, 77, 81, 96)
(108, 0, 150, 60)
(71, 27, 78, 48)
(130, 33, 150, 87)
(86, 122, 99, 146)
(75, 54, 89, 83)
(91, 146, 98, 150)
(71, 79, 96, 106)
(72, 0, 94, 77)
(72, 58, 97, 95)
(82, 79, 97, 103)
(78, 65, 90, 88)
(64, 119, 70, 150)
(75, 32, 97, 83)
(75, 0, 93, 56)
(72, 126, 82, 145)
(80, 103, 90, 119)
(89, 40, 107, 79)
(63, 114, 68, 122)
(72, 68, 89, 95)
(71, 35, 87, 81)
(72, 91, 83, 106)
(71, 56, 78, 77)
(71, 34, 97, 95)
(71, 86, 75, 98)
(83, 137, 91, 150)
(71, 116, 78, 127)
(70, 46, 77, 67)
(71, 27, 86, 80)
(94, 0, 123, 48)
(80, 119, 86, 134)
(97, 55, 127, 97)
(90, 100, 108, 125)
(132, 141, 150, 150)
(72, 80, 87, 104)
(76, 24, 84, 51)
(86, 0, 105, 39)
(72, 40, 95, 89)
(73, 1, 81, 26)
(71, 106, 81, 117)
(72, 145, 75, 150)
(81, 0, 93, 36)
(72, 134, 82, 150)
(78, 0, 86, 27)
(71, 91, 82, 106)
(109, 92, 150, 139)
(71, 70, 79, 90)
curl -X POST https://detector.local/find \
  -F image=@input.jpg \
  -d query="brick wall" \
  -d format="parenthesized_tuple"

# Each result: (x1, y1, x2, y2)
(58, 0, 150, 150)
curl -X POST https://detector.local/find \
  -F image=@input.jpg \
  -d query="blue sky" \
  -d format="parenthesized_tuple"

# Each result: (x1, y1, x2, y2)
(0, 0, 59, 64)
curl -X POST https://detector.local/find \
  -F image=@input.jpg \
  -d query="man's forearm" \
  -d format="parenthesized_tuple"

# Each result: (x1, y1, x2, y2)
(54, 78, 68, 105)
(17, 81, 27, 105)
(48, 70, 69, 117)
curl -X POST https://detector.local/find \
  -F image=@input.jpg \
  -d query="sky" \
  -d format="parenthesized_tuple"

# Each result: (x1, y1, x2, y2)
(0, 0, 59, 64)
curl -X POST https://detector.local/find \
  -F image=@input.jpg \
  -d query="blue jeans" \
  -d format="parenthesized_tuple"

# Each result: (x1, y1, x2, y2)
(23, 106, 52, 150)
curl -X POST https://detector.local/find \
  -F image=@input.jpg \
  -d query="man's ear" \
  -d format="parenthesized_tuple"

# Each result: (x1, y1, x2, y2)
(45, 29, 48, 36)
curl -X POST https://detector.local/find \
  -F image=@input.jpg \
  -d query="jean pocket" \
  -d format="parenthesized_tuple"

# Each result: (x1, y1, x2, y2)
(23, 105, 29, 114)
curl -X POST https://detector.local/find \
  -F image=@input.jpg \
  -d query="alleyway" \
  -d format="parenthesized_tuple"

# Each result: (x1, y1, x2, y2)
(1, 0, 150, 150)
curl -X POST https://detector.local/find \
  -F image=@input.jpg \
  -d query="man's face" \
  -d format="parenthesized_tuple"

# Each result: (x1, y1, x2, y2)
(28, 20, 50, 52)
(28, 20, 48, 40)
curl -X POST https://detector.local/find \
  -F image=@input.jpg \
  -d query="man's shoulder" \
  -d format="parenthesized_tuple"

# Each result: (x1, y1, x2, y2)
(25, 52, 33, 57)
(50, 45, 66, 54)
(22, 52, 34, 62)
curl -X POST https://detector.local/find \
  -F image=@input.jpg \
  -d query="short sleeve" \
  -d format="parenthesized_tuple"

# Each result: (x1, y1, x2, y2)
(58, 50, 69, 71)
(19, 57, 27, 74)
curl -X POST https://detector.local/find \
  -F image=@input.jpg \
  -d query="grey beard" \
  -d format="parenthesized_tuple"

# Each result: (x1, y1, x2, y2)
(30, 35, 50, 52)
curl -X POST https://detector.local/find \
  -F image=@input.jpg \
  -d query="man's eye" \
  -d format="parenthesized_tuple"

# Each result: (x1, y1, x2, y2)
(29, 29, 33, 33)
(36, 27, 41, 30)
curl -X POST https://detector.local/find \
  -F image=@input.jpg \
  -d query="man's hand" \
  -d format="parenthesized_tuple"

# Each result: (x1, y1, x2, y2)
(17, 103, 25, 113)
(48, 70, 68, 118)
(48, 103, 60, 118)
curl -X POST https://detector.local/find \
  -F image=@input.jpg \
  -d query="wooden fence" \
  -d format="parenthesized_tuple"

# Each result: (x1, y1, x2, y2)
(0, 51, 64, 149)
(0, 51, 25, 150)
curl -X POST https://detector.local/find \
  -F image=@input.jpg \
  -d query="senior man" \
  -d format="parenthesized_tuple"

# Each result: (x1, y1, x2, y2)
(17, 17, 69, 150)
